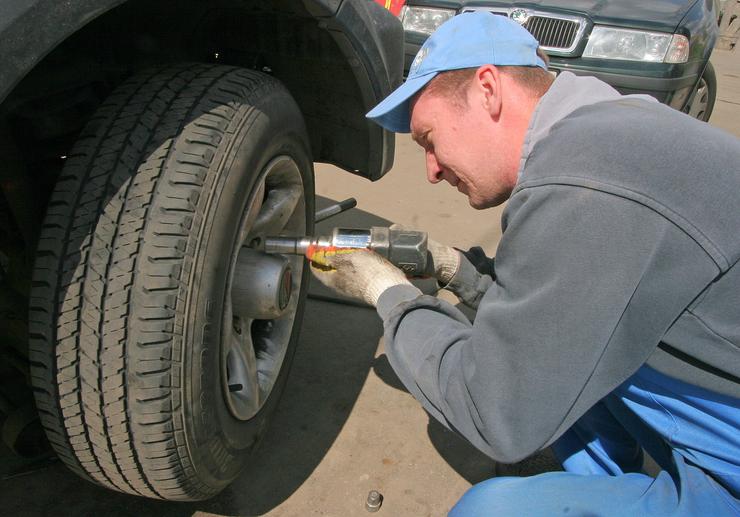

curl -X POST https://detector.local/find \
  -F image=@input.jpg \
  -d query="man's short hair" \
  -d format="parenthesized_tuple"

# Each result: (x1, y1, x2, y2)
(425, 48, 553, 105)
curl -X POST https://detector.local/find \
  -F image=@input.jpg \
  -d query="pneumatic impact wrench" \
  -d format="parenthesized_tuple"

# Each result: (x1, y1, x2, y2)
(260, 198, 430, 276)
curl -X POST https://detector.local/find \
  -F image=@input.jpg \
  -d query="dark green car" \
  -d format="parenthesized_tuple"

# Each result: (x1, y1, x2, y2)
(399, 0, 720, 121)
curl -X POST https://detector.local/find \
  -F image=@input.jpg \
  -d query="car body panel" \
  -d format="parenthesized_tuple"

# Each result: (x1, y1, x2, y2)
(0, 0, 126, 104)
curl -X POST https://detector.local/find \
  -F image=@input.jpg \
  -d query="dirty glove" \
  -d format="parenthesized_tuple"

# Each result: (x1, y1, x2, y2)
(446, 247, 496, 309)
(426, 238, 462, 286)
(389, 224, 461, 285)
(307, 247, 413, 306)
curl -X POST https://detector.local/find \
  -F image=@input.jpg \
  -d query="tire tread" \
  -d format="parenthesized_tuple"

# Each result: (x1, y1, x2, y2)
(30, 64, 284, 500)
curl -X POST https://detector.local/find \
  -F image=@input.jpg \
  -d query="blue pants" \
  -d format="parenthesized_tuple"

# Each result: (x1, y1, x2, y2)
(450, 366, 740, 516)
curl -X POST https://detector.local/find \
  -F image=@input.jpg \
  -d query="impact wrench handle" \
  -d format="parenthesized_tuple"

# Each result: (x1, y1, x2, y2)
(263, 227, 429, 276)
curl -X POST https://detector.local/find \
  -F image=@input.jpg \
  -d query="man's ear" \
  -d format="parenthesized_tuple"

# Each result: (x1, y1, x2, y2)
(474, 64, 502, 119)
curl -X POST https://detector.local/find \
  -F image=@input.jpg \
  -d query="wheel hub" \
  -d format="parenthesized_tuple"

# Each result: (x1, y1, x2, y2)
(221, 156, 306, 421)
(232, 248, 293, 320)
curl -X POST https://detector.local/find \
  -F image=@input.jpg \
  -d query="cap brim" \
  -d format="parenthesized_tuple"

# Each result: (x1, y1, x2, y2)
(366, 72, 438, 133)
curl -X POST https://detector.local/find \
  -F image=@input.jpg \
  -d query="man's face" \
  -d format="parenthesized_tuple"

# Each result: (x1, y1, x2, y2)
(409, 78, 516, 209)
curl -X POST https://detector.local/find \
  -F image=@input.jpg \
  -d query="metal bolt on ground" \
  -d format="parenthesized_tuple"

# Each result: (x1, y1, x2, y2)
(365, 490, 383, 512)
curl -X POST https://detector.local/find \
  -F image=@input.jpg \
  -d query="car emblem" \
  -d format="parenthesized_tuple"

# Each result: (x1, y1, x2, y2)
(510, 9, 529, 25)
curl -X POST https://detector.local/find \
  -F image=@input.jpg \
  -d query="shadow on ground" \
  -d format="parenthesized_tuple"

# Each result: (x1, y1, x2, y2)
(372, 353, 496, 486)
(1, 292, 387, 517)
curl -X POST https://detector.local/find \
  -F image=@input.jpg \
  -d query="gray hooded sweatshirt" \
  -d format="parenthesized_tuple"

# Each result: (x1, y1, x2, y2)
(376, 72, 740, 463)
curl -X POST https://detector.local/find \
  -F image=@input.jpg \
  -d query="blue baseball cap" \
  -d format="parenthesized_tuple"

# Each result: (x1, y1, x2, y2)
(367, 11, 546, 133)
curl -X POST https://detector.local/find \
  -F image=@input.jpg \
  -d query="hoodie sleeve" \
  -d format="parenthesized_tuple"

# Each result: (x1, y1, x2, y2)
(377, 184, 717, 462)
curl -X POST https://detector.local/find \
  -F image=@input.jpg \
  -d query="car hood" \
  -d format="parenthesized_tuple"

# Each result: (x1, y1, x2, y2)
(457, 0, 696, 31)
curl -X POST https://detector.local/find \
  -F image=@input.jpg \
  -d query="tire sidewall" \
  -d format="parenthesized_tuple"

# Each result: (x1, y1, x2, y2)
(183, 80, 314, 488)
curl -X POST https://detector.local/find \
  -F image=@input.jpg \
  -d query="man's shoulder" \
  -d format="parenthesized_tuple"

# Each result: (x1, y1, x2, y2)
(555, 95, 728, 142)
(525, 95, 740, 194)
(517, 104, 740, 270)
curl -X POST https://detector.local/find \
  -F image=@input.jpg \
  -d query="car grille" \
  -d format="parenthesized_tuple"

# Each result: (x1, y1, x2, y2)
(524, 16, 580, 50)
(461, 8, 587, 55)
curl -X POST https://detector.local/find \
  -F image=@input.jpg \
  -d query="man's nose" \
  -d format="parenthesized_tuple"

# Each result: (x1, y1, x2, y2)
(426, 151, 443, 184)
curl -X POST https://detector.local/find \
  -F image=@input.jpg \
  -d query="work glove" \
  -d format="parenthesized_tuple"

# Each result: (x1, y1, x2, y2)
(389, 225, 495, 310)
(426, 238, 462, 286)
(307, 247, 412, 307)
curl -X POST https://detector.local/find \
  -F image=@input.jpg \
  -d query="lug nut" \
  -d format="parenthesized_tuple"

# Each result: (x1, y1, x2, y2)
(365, 490, 383, 512)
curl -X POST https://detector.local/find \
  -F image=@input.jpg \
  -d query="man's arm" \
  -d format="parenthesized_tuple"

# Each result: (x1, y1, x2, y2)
(377, 185, 718, 462)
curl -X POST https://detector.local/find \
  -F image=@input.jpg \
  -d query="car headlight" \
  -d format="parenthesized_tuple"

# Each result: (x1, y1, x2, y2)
(584, 26, 689, 63)
(401, 6, 455, 35)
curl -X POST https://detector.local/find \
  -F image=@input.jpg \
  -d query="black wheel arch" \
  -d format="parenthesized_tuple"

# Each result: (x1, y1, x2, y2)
(0, 0, 402, 185)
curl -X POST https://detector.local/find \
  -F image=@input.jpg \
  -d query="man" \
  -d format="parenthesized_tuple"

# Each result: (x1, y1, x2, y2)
(311, 12, 740, 515)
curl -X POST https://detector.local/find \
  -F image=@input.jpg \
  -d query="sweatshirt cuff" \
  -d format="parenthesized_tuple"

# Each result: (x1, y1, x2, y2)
(376, 284, 423, 320)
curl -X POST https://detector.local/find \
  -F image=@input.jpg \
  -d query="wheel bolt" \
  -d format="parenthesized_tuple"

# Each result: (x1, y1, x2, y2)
(365, 490, 383, 512)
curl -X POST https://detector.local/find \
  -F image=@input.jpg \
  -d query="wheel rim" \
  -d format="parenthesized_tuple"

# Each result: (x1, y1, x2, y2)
(222, 156, 306, 421)
(686, 77, 709, 121)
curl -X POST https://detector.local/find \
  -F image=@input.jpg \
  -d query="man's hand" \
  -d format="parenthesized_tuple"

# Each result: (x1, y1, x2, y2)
(427, 238, 462, 285)
(389, 224, 461, 285)
(308, 247, 412, 306)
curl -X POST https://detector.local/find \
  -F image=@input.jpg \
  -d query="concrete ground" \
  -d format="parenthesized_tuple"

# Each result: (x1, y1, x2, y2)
(2, 49, 739, 517)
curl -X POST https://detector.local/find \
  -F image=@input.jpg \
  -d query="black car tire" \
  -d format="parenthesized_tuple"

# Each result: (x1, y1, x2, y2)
(685, 61, 717, 122)
(28, 64, 314, 501)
